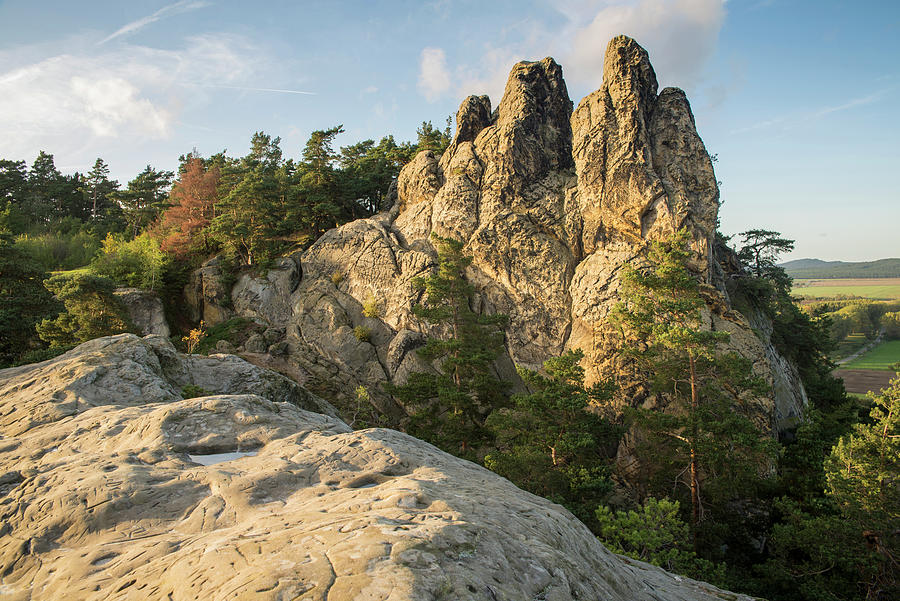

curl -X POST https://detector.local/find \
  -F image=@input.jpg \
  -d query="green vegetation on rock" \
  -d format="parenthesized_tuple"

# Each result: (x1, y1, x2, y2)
(388, 235, 509, 459)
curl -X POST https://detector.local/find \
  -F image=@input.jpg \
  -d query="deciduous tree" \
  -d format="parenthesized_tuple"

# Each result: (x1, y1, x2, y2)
(0, 230, 58, 365)
(160, 157, 219, 256)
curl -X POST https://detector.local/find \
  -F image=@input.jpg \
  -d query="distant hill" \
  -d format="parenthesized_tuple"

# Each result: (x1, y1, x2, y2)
(782, 258, 900, 279)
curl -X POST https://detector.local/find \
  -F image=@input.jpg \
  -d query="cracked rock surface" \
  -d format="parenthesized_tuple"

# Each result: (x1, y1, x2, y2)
(0, 335, 753, 600)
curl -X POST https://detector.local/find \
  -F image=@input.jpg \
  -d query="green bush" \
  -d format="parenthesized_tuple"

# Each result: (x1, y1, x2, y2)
(353, 325, 371, 342)
(595, 498, 726, 584)
(37, 273, 133, 347)
(362, 295, 380, 318)
(91, 233, 170, 291)
(181, 384, 210, 399)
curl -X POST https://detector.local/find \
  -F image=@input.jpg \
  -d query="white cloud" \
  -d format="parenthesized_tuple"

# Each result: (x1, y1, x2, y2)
(417, 47, 452, 102)
(0, 34, 264, 161)
(70, 76, 170, 137)
(456, 45, 523, 107)
(99, 0, 212, 45)
(441, 1, 727, 108)
(563, 0, 726, 90)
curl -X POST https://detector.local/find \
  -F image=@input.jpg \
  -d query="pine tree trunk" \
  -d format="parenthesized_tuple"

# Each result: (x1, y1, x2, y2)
(688, 351, 701, 534)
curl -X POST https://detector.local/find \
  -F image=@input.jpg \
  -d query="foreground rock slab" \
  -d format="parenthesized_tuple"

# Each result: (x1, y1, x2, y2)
(0, 335, 753, 600)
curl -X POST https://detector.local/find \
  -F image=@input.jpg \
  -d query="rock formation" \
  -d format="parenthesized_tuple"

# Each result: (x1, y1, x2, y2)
(0, 334, 755, 600)
(211, 36, 805, 434)
(114, 287, 170, 338)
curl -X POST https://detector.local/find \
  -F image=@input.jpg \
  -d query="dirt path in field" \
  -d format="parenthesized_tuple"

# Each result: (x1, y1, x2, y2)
(833, 369, 895, 395)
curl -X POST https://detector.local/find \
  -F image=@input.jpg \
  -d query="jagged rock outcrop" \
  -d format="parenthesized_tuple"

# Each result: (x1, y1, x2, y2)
(184, 256, 233, 326)
(0, 335, 755, 600)
(232, 254, 302, 327)
(226, 35, 805, 434)
(113, 287, 170, 337)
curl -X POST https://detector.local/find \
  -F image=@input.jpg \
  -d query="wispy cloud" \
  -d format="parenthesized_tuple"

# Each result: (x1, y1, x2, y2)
(99, 0, 212, 45)
(187, 83, 316, 95)
(729, 90, 888, 134)
(750, 0, 777, 10)
(0, 34, 265, 158)
(812, 91, 883, 118)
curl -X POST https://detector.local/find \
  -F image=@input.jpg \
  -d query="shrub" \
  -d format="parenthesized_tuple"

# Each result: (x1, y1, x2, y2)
(181, 384, 210, 399)
(330, 271, 344, 286)
(595, 498, 726, 585)
(362, 295, 380, 318)
(353, 325, 372, 342)
(193, 317, 255, 354)
(37, 273, 133, 346)
(182, 321, 206, 353)
(91, 233, 170, 291)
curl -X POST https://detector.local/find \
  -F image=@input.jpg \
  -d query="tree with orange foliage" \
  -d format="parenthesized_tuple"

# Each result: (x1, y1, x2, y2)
(159, 157, 219, 257)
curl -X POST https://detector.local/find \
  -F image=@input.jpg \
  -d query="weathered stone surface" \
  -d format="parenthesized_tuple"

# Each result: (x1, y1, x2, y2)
(232, 254, 302, 326)
(113, 287, 170, 337)
(0, 336, 754, 601)
(184, 256, 233, 326)
(0, 335, 336, 439)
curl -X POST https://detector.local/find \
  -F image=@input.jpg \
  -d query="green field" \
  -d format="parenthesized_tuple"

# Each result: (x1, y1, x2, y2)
(793, 277, 900, 300)
(842, 340, 900, 371)
(49, 267, 92, 278)
(833, 333, 871, 361)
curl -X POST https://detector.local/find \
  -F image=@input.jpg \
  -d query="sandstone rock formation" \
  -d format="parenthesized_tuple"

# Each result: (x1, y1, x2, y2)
(0, 335, 755, 600)
(184, 256, 233, 326)
(217, 35, 805, 434)
(113, 287, 171, 338)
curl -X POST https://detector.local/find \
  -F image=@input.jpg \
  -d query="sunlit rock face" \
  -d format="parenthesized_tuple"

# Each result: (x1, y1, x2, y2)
(227, 35, 804, 435)
(0, 334, 756, 600)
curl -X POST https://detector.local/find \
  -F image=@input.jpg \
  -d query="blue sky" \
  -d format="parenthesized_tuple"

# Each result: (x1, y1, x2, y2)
(1, 0, 897, 261)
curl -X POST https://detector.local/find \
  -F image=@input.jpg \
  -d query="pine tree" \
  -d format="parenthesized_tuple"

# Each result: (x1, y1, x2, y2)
(298, 126, 348, 235)
(36, 273, 133, 346)
(485, 349, 619, 517)
(611, 229, 777, 532)
(110, 166, 174, 238)
(25, 151, 64, 224)
(389, 234, 509, 458)
(824, 372, 899, 599)
(82, 158, 121, 229)
(737, 229, 795, 280)
(211, 133, 288, 265)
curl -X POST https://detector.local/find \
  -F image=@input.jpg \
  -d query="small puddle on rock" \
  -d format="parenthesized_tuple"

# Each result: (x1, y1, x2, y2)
(188, 451, 257, 466)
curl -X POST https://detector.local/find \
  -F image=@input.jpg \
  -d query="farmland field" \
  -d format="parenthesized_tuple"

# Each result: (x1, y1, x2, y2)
(792, 277, 900, 300)
(833, 333, 871, 362)
(842, 340, 900, 371)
